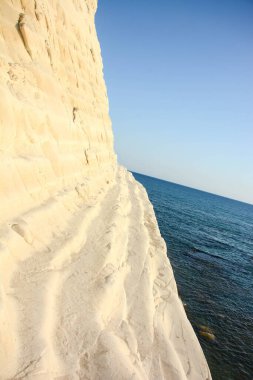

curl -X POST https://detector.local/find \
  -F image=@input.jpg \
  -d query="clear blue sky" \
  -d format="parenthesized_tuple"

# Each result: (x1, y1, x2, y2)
(96, 0, 253, 204)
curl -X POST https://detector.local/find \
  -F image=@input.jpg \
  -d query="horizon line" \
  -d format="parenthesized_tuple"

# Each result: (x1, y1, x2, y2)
(130, 169, 253, 207)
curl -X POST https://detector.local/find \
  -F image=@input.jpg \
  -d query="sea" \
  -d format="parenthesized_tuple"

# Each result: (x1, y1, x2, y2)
(133, 172, 253, 380)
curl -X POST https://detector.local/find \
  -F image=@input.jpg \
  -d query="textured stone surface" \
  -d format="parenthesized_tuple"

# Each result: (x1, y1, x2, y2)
(0, 0, 116, 223)
(0, 1, 211, 379)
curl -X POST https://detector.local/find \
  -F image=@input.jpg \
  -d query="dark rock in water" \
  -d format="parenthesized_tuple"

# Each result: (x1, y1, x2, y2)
(198, 325, 215, 341)
(198, 325, 213, 333)
(199, 331, 216, 341)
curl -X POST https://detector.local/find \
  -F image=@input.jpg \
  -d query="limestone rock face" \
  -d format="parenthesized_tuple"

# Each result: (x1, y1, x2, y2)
(0, 0, 116, 223)
(0, 1, 211, 379)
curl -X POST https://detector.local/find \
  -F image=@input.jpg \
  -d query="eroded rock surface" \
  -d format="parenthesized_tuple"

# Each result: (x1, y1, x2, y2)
(0, 1, 211, 379)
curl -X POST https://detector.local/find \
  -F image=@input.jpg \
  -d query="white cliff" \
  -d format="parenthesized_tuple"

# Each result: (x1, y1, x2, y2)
(0, 0, 211, 379)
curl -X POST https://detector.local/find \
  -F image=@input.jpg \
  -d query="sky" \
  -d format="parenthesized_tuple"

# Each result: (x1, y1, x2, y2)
(96, 0, 253, 204)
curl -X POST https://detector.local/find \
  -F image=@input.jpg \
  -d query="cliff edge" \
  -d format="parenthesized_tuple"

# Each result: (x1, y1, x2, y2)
(0, 1, 211, 379)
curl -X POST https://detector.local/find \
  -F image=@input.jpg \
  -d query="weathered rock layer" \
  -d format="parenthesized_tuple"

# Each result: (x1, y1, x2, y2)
(0, 0, 116, 223)
(0, 1, 211, 379)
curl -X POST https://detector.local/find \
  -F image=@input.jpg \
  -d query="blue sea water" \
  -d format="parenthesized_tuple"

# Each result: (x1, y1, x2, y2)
(133, 172, 253, 380)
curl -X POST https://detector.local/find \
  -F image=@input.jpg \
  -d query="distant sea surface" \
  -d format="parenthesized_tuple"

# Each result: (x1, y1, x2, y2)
(133, 172, 253, 380)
